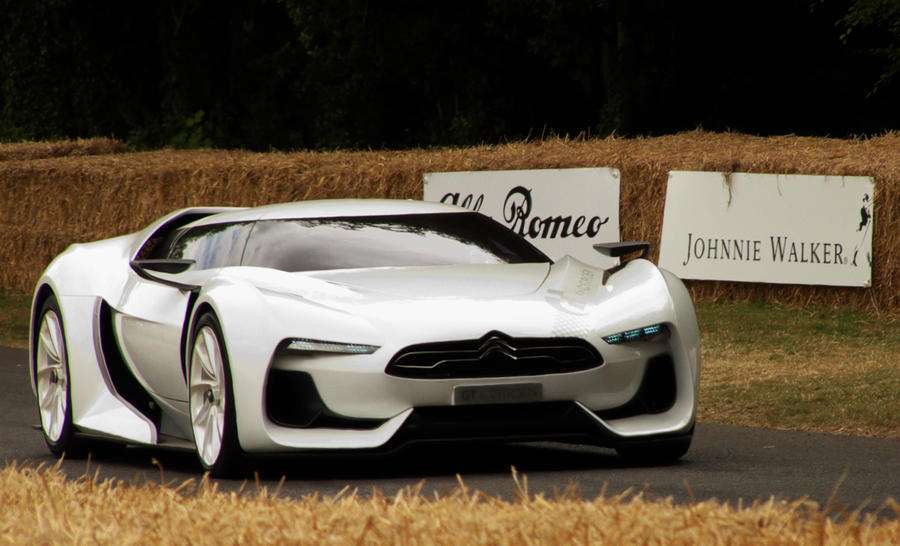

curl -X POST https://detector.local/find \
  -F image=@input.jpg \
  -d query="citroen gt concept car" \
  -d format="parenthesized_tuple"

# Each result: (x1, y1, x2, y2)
(30, 199, 700, 474)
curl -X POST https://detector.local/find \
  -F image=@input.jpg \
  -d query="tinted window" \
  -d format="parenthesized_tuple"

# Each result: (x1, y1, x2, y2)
(136, 212, 219, 260)
(168, 222, 252, 270)
(241, 213, 549, 272)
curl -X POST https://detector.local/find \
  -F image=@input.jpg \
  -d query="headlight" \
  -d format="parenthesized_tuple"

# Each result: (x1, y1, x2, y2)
(603, 324, 669, 345)
(286, 338, 380, 354)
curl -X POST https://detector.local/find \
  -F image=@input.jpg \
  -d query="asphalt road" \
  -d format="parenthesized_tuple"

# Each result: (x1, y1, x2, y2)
(3, 345, 898, 514)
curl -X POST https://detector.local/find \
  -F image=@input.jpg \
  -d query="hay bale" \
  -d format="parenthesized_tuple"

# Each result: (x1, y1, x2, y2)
(0, 137, 128, 161)
(0, 132, 896, 311)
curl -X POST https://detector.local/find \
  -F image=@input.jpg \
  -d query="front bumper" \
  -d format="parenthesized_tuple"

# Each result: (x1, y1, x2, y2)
(247, 336, 696, 452)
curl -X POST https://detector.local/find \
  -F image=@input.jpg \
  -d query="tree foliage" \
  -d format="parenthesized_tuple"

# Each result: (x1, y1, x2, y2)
(838, 0, 900, 93)
(0, 0, 898, 150)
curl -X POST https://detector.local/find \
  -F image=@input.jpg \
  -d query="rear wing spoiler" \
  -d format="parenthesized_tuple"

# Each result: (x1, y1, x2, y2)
(593, 242, 650, 283)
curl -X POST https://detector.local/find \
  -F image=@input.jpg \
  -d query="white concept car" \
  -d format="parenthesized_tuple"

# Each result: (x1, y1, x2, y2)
(30, 199, 700, 474)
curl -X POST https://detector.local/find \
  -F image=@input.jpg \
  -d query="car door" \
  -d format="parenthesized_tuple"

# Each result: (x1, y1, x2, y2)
(114, 222, 252, 402)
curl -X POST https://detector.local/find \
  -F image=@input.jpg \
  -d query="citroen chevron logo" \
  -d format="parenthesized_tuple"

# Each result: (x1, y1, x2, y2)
(476, 333, 518, 358)
(387, 330, 602, 378)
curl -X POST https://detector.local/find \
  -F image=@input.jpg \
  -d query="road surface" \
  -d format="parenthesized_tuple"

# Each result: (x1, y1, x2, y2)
(3, 346, 897, 514)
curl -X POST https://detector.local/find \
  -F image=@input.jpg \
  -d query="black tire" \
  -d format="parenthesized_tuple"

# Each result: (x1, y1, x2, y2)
(615, 432, 692, 466)
(188, 312, 244, 476)
(34, 294, 86, 458)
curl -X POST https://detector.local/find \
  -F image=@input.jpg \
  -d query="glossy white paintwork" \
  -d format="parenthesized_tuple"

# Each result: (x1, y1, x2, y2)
(115, 276, 193, 401)
(28, 199, 700, 454)
(39, 294, 158, 444)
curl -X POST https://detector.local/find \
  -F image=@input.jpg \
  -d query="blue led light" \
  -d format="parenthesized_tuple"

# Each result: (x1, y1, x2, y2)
(603, 324, 666, 344)
(603, 333, 624, 344)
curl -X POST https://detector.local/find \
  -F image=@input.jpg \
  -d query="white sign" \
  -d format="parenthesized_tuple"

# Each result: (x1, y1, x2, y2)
(424, 168, 620, 268)
(659, 171, 874, 287)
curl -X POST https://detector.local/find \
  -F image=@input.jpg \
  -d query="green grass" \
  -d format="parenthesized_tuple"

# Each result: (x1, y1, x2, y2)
(697, 300, 900, 356)
(707, 368, 900, 435)
(697, 301, 900, 437)
(1, 291, 898, 437)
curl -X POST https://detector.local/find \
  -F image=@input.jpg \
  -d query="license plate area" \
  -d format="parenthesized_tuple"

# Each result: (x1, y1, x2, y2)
(452, 383, 543, 406)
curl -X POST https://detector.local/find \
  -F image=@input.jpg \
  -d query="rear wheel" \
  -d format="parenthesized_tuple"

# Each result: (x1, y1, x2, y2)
(34, 295, 85, 457)
(189, 312, 243, 476)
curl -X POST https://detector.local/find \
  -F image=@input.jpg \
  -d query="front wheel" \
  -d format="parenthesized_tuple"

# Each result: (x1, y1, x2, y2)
(34, 295, 85, 458)
(188, 312, 243, 476)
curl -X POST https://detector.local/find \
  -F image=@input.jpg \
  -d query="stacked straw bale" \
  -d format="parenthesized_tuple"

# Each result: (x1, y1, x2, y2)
(0, 137, 127, 161)
(0, 131, 896, 312)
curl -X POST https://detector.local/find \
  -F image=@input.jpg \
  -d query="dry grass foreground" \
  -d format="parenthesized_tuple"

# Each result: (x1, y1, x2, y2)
(0, 131, 898, 312)
(1, 463, 898, 545)
(0, 137, 127, 162)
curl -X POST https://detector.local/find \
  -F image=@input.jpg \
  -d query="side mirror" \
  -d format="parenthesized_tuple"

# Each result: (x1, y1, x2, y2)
(130, 258, 195, 274)
(129, 259, 199, 291)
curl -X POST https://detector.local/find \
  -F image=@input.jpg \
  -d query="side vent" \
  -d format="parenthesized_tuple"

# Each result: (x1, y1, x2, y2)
(98, 301, 161, 427)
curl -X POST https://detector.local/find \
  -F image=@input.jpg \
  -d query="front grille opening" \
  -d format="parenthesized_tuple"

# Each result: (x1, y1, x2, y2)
(594, 354, 677, 420)
(265, 369, 385, 429)
(638, 355, 677, 413)
(386, 330, 603, 379)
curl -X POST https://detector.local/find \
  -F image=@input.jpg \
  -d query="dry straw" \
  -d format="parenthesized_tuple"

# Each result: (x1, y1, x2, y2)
(0, 137, 127, 162)
(0, 131, 896, 312)
(1, 462, 898, 545)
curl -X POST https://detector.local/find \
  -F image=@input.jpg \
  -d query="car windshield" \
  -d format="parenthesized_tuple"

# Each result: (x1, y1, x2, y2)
(240, 212, 551, 272)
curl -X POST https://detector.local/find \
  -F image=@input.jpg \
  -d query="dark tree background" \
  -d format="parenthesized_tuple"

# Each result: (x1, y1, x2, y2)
(0, 0, 897, 150)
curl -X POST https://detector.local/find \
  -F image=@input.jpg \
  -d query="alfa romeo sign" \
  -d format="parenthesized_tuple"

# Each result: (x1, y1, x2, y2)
(423, 168, 620, 268)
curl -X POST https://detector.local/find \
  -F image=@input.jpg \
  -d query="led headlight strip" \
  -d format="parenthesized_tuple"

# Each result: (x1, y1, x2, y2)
(287, 338, 379, 354)
(603, 324, 667, 344)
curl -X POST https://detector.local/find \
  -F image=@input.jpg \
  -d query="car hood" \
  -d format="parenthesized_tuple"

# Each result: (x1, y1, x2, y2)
(302, 262, 552, 299)
(211, 256, 671, 346)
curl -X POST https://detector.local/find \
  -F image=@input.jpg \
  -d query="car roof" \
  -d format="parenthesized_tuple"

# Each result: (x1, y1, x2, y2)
(185, 199, 466, 228)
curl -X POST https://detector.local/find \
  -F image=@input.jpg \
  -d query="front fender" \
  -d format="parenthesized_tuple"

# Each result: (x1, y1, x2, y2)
(190, 276, 381, 451)
(660, 268, 701, 393)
